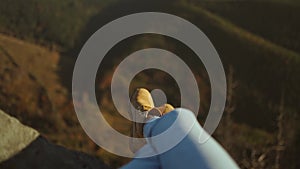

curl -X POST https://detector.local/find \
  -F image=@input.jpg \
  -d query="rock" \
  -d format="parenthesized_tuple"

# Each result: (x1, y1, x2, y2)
(0, 109, 39, 162)
(0, 110, 110, 169)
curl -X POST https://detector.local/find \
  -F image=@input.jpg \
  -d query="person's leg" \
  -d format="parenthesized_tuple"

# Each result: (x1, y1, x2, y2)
(121, 88, 161, 169)
(144, 108, 239, 169)
(120, 155, 160, 169)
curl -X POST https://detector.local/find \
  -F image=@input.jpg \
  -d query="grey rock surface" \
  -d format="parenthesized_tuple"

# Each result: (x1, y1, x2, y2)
(0, 109, 39, 162)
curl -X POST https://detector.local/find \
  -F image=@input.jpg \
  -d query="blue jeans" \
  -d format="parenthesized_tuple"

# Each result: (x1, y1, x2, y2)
(121, 108, 239, 169)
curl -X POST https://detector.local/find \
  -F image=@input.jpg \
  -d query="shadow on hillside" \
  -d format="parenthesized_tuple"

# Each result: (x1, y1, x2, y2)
(57, 0, 177, 95)
(57, 0, 280, 130)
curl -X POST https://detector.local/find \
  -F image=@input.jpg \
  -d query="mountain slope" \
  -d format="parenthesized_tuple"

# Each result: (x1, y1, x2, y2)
(0, 33, 131, 168)
(0, 0, 299, 168)
(197, 0, 300, 53)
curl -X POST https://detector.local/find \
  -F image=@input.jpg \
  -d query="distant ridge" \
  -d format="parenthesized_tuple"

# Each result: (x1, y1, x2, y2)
(180, 0, 300, 61)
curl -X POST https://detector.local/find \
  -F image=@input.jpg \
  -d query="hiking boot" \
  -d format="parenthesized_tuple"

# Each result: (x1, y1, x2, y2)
(157, 103, 175, 115)
(129, 88, 154, 152)
(129, 88, 175, 153)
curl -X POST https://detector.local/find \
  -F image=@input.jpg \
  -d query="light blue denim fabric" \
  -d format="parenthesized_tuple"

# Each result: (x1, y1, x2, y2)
(121, 108, 239, 169)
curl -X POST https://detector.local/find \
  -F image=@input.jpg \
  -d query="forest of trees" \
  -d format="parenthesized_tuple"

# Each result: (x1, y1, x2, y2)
(0, 0, 114, 50)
